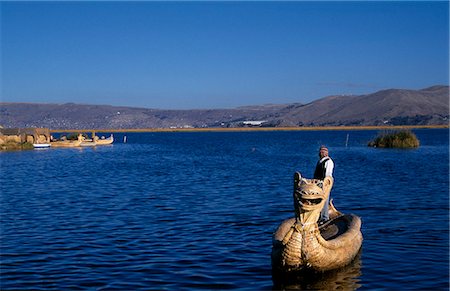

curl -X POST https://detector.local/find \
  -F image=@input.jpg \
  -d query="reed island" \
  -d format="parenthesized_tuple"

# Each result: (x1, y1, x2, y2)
(368, 130, 420, 148)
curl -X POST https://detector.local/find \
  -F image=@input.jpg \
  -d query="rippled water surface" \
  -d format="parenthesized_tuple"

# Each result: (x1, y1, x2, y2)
(1, 129, 448, 290)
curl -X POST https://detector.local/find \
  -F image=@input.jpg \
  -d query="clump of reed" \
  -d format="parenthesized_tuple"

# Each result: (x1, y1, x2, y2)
(368, 130, 420, 148)
(0, 141, 34, 151)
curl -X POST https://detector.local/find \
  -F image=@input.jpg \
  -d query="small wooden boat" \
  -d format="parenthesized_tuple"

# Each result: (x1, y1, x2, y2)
(271, 172, 363, 272)
(95, 134, 114, 145)
(33, 143, 51, 148)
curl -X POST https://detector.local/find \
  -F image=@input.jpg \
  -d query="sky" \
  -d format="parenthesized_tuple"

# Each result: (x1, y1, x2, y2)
(1, 1, 449, 109)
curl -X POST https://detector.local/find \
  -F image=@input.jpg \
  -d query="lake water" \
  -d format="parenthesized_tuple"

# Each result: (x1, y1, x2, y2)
(1, 129, 448, 290)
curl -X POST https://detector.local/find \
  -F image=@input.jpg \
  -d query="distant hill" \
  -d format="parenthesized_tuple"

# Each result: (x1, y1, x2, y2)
(274, 85, 449, 126)
(0, 85, 448, 129)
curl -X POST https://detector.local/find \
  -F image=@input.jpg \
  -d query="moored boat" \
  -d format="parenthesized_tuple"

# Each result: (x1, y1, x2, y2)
(33, 143, 51, 148)
(50, 140, 82, 147)
(50, 134, 83, 148)
(95, 134, 114, 145)
(271, 172, 363, 273)
(48, 133, 113, 147)
(80, 140, 97, 147)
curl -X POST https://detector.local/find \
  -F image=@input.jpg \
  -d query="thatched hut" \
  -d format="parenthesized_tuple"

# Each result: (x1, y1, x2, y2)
(0, 128, 51, 145)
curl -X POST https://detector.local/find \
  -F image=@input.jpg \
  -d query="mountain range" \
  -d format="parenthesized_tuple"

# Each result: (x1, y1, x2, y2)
(1, 85, 448, 129)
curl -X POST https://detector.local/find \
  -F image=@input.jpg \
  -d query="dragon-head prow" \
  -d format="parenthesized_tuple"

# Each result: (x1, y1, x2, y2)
(293, 172, 333, 226)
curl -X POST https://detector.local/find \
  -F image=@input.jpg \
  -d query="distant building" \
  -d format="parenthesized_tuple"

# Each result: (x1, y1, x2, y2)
(242, 120, 267, 127)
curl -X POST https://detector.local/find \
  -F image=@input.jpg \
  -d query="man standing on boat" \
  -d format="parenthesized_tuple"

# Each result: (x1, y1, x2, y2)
(314, 145, 334, 224)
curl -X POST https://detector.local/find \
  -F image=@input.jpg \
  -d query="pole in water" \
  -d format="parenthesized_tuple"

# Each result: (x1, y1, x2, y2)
(124, 135, 127, 143)
(345, 134, 349, 147)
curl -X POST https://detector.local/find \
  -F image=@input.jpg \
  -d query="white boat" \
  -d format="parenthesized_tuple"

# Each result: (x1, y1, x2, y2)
(33, 143, 51, 148)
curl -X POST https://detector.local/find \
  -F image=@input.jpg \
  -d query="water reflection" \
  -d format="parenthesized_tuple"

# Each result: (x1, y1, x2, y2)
(272, 250, 362, 290)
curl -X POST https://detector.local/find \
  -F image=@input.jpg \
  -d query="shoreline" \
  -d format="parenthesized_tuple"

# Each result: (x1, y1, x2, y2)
(50, 124, 449, 133)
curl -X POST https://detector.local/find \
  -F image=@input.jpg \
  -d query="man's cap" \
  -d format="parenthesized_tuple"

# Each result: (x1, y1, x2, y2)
(319, 146, 328, 152)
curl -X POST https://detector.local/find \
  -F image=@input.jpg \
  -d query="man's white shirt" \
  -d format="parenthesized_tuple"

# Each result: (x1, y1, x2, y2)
(319, 157, 334, 178)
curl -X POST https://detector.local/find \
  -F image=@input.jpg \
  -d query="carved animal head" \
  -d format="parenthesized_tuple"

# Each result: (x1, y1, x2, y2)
(293, 172, 333, 226)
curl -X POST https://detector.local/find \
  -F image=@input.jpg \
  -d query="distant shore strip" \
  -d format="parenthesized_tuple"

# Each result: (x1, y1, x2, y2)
(50, 125, 449, 134)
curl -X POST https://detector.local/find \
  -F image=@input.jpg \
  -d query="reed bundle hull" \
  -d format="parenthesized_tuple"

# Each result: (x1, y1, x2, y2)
(50, 140, 82, 148)
(271, 173, 363, 272)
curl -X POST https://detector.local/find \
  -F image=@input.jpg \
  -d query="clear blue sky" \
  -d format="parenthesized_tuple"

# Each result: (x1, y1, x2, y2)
(1, 1, 448, 109)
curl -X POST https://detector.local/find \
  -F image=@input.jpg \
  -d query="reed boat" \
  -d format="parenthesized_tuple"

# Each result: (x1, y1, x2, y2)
(80, 140, 97, 147)
(50, 134, 83, 148)
(50, 140, 82, 147)
(271, 172, 362, 272)
(95, 134, 114, 145)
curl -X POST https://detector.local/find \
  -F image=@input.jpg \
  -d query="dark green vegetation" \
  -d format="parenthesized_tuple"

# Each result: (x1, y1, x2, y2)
(0, 141, 34, 151)
(368, 130, 420, 148)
